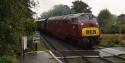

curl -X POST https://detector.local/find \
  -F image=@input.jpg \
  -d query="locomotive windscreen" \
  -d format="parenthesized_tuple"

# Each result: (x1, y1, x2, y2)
(79, 14, 97, 21)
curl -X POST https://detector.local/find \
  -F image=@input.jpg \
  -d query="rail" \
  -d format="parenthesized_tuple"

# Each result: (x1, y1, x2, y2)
(40, 33, 125, 63)
(41, 34, 69, 63)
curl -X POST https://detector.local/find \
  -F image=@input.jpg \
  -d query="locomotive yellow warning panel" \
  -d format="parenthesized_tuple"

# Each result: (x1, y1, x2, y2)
(82, 27, 100, 36)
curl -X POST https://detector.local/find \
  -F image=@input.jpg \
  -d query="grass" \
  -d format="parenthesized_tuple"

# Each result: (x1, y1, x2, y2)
(37, 39, 48, 51)
(100, 40, 121, 47)
(101, 34, 125, 41)
(100, 34, 125, 47)
(0, 55, 19, 63)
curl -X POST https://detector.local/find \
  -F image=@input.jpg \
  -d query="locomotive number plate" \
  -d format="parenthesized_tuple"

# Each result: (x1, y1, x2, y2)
(86, 30, 96, 34)
(82, 27, 99, 36)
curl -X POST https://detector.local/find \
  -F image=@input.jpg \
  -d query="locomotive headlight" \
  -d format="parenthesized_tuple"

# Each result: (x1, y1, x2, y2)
(81, 23, 84, 26)
(96, 23, 98, 25)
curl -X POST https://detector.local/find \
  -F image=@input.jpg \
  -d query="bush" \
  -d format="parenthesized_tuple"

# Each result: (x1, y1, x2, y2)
(100, 36, 120, 47)
(0, 55, 18, 63)
(27, 34, 35, 51)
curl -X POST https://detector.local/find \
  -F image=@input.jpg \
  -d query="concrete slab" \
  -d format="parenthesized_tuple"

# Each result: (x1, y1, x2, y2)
(99, 47, 125, 57)
(112, 47, 125, 52)
(20, 51, 59, 63)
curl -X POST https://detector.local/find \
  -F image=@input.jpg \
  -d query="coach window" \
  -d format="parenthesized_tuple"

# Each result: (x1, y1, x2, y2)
(72, 18, 78, 24)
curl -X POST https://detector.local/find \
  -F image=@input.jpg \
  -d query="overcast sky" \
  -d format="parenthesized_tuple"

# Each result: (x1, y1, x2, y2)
(33, 0, 125, 17)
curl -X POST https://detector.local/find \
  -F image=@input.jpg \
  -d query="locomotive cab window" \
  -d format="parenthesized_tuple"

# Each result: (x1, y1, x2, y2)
(89, 15, 97, 21)
(79, 15, 88, 21)
(79, 14, 97, 21)
(72, 18, 78, 24)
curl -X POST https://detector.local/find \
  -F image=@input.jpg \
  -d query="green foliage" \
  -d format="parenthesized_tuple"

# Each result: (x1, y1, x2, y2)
(0, 55, 18, 63)
(0, 0, 36, 62)
(100, 36, 120, 47)
(98, 9, 111, 19)
(97, 9, 112, 27)
(27, 34, 34, 51)
(118, 14, 125, 33)
(41, 4, 71, 18)
(97, 9, 119, 33)
(0, 56, 12, 63)
(118, 14, 125, 23)
(121, 25, 125, 33)
(103, 16, 118, 33)
(98, 9, 125, 34)
(71, 0, 92, 13)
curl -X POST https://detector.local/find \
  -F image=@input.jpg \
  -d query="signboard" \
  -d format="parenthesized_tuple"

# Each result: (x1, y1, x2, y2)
(23, 36, 27, 50)
(33, 31, 40, 43)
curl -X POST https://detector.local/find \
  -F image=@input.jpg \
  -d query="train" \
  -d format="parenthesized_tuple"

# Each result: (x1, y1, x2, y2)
(36, 13, 101, 48)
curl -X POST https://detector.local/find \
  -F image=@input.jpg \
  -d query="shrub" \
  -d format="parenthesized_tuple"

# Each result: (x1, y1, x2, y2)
(100, 36, 120, 47)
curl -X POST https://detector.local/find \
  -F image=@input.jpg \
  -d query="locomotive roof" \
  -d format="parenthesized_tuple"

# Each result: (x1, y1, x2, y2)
(67, 13, 91, 17)
(48, 13, 92, 20)
(36, 19, 46, 22)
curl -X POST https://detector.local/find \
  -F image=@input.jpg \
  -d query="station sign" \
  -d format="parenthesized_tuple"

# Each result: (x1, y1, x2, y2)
(33, 31, 41, 43)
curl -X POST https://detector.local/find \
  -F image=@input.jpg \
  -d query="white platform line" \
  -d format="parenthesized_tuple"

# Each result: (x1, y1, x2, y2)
(24, 50, 48, 54)
(49, 56, 99, 59)
(49, 51, 63, 63)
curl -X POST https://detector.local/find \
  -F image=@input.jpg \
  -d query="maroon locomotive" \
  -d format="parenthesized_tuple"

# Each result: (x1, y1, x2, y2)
(37, 13, 100, 48)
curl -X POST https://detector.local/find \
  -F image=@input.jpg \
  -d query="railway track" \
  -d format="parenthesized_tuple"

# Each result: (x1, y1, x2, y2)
(40, 33, 125, 63)
(41, 34, 70, 63)
(41, 34, 96, 63)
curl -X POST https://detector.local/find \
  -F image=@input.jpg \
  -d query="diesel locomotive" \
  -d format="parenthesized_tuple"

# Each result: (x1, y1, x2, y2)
(37, 13, 100, 48)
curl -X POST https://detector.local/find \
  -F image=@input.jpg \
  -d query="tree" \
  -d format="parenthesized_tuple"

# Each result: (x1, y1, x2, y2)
(98, 9, 111, 20)
(71, 0, 92, 13)
(0, 0, 35, 62)
(103, 15, 118, 33)
(118, 14, 125, 33)
(97, 9, 118, 33)
(97, 9, 112, 28)
(118, 14, 125, 23)
(41, 4, 71, 18)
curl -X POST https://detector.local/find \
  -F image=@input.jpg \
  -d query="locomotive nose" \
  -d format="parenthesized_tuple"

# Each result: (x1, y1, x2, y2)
(80, 21, 99, 27)
(87, 22, 98, 27)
